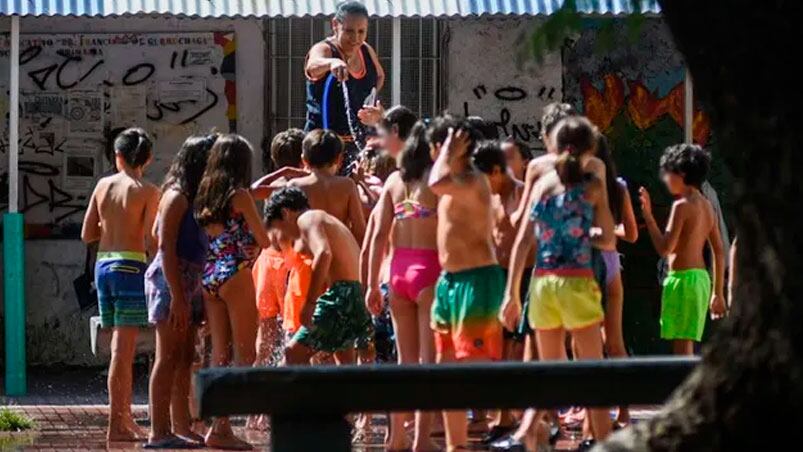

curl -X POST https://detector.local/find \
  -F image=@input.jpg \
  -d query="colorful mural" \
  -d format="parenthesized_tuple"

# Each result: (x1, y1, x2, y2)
(563, 19, 728, 354)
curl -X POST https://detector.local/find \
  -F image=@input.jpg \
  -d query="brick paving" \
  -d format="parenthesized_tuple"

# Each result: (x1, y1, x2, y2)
(0, 404, 659, 451)
(0, 367, 659, 450)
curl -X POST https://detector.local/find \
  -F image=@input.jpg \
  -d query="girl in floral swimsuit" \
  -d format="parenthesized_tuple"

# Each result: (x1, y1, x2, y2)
(194, 134, 269, 451)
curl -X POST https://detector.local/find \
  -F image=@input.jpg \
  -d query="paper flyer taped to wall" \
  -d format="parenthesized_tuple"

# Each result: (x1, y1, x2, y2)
(62, 141, 99, 192)
(67, 91, 104, 137)
(158, 79, 206, 104)
(110, 85, 148, 127)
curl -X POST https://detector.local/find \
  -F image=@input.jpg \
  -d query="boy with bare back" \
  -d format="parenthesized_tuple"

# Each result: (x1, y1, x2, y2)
(639, 144, 726, 355)
(427, 118, 505, 451)
(81, 128, 160, 442)
(287, 129, 367, 243)
(264, 187, 373, 365)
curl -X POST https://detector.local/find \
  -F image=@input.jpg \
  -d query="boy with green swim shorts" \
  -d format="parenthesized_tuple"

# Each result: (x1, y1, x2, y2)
(428, 116, 505, 450)
(639, 143, 726, 355)
(264, 187, 372, 364)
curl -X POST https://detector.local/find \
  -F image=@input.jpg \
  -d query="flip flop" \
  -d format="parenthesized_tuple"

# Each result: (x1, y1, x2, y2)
(144, 436, 202, 449)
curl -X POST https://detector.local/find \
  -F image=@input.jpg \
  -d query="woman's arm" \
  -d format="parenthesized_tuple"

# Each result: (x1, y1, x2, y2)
(366, 43, 385, 91)
(232, 188, 270, 249)
(305, 42, 348, 82)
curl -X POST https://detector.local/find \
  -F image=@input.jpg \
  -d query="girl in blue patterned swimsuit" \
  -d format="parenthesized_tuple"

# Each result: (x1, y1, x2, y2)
(194, 134, 269, 450)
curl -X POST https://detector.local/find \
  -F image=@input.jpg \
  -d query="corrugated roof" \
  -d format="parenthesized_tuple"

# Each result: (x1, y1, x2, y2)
(1, 0, 660, 18)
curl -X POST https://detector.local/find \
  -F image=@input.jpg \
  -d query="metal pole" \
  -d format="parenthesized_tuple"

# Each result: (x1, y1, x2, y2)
(4, 14, 27, 396)
(684, 67, 693, 144)
(391, 17, 401, 106)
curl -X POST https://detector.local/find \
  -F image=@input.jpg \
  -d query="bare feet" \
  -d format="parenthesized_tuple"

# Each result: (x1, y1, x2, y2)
(123, 413, 147, 438)
(108, 423, 145, 442)
(205, 431, 253, 450)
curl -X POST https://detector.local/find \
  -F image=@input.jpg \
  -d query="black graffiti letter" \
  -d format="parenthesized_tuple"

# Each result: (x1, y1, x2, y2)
(494, 87, 527, 102)
(123, 63, 155, 86)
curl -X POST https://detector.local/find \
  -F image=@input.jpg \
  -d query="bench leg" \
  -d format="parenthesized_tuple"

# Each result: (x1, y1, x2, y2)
(271, 413, 351, 451)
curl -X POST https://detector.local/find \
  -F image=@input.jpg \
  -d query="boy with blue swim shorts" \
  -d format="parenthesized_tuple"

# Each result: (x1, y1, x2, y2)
(82, 128, 160, 442)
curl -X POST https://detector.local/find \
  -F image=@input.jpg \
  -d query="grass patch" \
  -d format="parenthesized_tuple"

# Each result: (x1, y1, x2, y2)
(0, 408, 34, 432)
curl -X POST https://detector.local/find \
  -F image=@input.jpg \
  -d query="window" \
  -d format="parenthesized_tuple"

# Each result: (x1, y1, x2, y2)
(268, 17, 442, 137)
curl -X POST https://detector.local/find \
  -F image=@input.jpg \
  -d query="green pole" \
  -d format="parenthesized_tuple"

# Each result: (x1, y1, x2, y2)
(4, 213, 27, 396)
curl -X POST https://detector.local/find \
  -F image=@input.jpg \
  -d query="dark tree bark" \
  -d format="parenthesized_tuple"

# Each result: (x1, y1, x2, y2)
(600, 1, 803, 450)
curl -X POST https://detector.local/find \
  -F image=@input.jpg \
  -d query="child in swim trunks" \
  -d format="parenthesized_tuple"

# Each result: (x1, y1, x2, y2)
(195, 134, 270, 450)
(288, 129, 367, 243)
(265, 187, 373, 365)
(639, 143, 726, 355)
(144, 134, 215, 448)
(501, 116, 614, 449)
(427, 117, 505, 451)
(81, 128, 160, 443)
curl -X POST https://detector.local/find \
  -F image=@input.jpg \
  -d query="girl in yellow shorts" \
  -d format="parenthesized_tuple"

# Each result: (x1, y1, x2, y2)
(501, 116, 615, 449)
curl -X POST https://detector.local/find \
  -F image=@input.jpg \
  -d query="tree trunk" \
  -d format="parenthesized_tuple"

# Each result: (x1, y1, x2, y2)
(599, 1, 803, 450)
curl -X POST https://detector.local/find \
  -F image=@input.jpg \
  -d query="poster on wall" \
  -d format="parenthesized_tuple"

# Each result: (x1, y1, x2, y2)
(0, 31, 237, 234)
(158, 79, 207, 104)
(110, 86, 147, 127)
(23, 92, 66, 123)
(67, 91, 104, 137)
(62, 141, 99, 193)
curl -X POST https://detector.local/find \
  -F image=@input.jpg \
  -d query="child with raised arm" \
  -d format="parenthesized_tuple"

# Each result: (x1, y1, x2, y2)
(287, 129, 367, 242)
(195, 134, 270, 450)
(265, 187, 373, 365)
(81, 128, 159, 443)
(145, 134, 215, 448)
(639, 144, 726, 355)
(500, 117, 614, 450)
(427, 117, 505, 452)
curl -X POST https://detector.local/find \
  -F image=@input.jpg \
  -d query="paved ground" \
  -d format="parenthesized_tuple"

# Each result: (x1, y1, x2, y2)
(1, 367, 658, 451)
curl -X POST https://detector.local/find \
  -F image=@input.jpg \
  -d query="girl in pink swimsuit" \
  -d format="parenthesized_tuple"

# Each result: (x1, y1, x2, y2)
(364, 122, 441, 451)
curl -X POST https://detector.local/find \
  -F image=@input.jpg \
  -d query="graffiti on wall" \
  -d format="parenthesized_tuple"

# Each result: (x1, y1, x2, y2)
(0, 32, 236, 237)
(447, 19, 563, 152)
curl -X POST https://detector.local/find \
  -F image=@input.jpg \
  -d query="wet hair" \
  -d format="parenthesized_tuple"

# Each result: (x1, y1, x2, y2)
(270, 128, 305, 169)
(380, 105, 417, 141)
(399, 121, 433, 183)
(195, 134, 254, 226)
(335, 1, 369, 22)
(105, 127, 127, 170)
(114, 128, 153, 168)
(541, 102, 577, 137)
(505, 137, 533, 161)
(264, 187, 311, 224)
(595, 135, 624, 223)
(425, 115, 464, 148)
(659, 143, 711, 189)
(303, 129, 343, 168)
(162, 134, 217, 202)
(473, 140, 507, 175)
(368, 152, 397, 182)
(553, 116, 597, 186)
(466, 116, 500, 140)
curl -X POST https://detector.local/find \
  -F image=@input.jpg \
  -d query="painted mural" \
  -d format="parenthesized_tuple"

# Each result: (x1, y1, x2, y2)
(0, 32, 237, 238)
(563, 19, 727, 354)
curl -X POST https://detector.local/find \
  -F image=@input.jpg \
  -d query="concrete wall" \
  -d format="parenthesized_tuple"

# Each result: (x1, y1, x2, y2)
(446, 18, 562, 154)
(0, 16, 265, 366)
